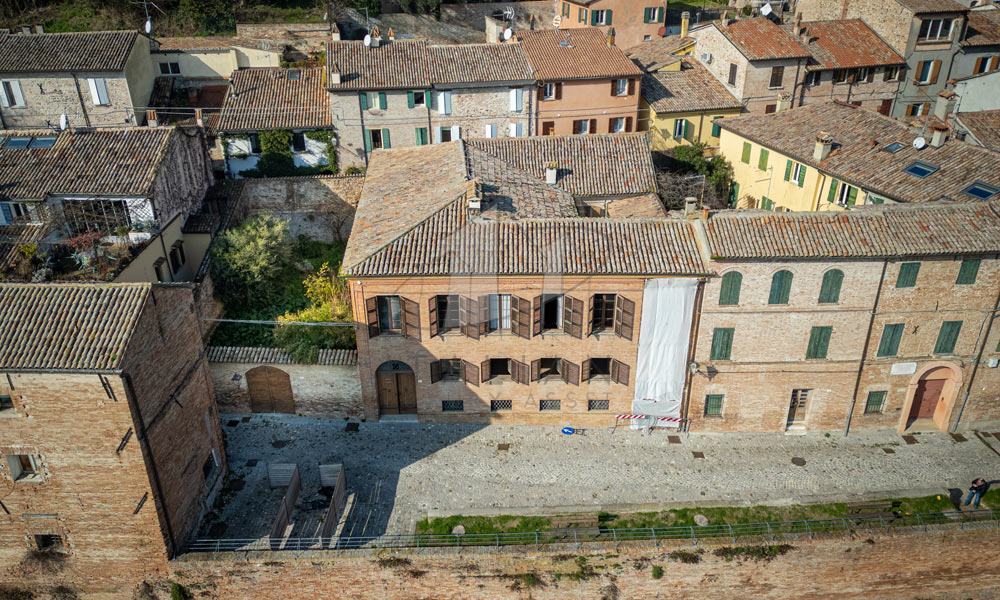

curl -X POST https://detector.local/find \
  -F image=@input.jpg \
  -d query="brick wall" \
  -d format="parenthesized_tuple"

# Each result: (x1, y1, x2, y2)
(210, 361, 362, 419)
(234, 174, 363, 243)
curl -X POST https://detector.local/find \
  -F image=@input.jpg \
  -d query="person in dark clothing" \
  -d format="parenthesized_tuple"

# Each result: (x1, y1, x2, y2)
(964, 477, 989, 508)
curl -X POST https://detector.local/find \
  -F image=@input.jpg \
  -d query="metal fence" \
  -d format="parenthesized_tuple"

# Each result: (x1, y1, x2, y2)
(186, 508, 1000, 554)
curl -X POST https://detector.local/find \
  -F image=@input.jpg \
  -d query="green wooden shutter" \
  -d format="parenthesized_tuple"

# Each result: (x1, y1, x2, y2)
(605, 9, 612, 24)
(360, 92, 369, 110)
(728, 181, 739, 207)
(758, 148, 769, 170)
(818, 269, 843, 303)
(712, 122, 721, 137)
(363, 129, 372, 153)
(797, 165, 807, 187)
(415, 127, 427, 145)
(806, 326, 832, 359)
(827, 179, 839, 203)
(378, 92, 387, 109)
(684, 120, 692, 140)
(934, 321, 962, 354)
(768, 270, 792, 304)
(643, 7, 651, 22)
(741, 142, 751, 163)
(710, 328, 734, 360)
(407, 91, 415, 108)
(719, 271, 742, 305)
(876, 323, 903, 357)
(956, 259, 981, 285)
(591, 9, 598, 25)
(846, 186, 858, 206)
(784, 160, 792, 181)
(896, 262, 920, 288)
(382, 128, 391, 149)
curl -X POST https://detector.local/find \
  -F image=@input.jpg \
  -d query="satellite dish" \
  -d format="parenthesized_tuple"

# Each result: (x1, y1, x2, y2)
(144, 17, 152, 34)
(59, 113, 68, 130)
(913, 136, 927, 150)
(363, 34, 372, 47)
(760, 3, 773, 16)
(503, 28, 513, 41)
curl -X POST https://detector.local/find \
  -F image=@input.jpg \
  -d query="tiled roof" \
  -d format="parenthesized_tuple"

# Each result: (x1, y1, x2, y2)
(466, 133, 656, 197)
(606, 194, 668, 218)
(327, 39, 431, 90)
(705, 202, 1000, 259)
(641, 59, 743, 114)
(791, 20, 905, 70)
(182, 213, 221, 234)
(716, 19, 810, 61)
(206, 346, 357, 365)
(0, 127, 175, 200)
(625, 35, 693, 72)
(0, 224, 45, 269)
(465, 146, 578, 219)
(517, 28, 642, 81)
(894, 0, 967, 14)
(717, 102, 1000, 203)
(0, 283, 150, 371)
(428, 43, 533, 84)
(217, 67, 332, 131)
(955, 110, 1000, 152)
(0, 31, 138, 73)
(155, 36, 235, 50)
(962, 9, 1000, 47)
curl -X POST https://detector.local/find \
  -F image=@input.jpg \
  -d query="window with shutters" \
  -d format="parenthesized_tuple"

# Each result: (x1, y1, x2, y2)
(673, 119, 686, 138)
(487, 358, 511, 381)
(768, 270, 793, 304)
(614, 78, 628, 96)
(711, 121, 722, 137)
(769, 66, 784, 88)
(487, 294, 511, 332)
(612, 117, 625, 133)
(806, 326, 832, 359)
(864, 391, 887, 414)
(915, 61, 936, 84)
(538, 358, 561, 381)
(719, 271, 742, 305)
(592, 294, 616, 332)
(883, 66, 900, 81)
(758, 148, 769, 171)
(934, 321, 962, 355)
(613, 296, 635, 340)
(833, 69, 848, 84)
(592, 9, 608, 25)
(728, 63, 737, 86)
(710, 328, 734, 361)
(804, 71, 821, 86)
(574, 119, 590, 135)
(5, 454, 40, 482)
(740, 142, 751, 164)
(704, 394, 724, 416)
(434, 295, 460, 333)
(438, 127, 453, 142)
(541, 294, 563, 331)
(895, 262, 920, 288)
(917, 18, 952, 42)
(956, 259, 981, 285)
(413, 90, 426, 106)
(836, 182, 858, 206)
(877, 323, 904, 357)
(543, 83, 557, 100)
(440, 358, 462, 381)
(366, 129, 384, 150)
(375, 296, 402, 333)
(818, 270, 843, 304)
(588, 358, 612, 381)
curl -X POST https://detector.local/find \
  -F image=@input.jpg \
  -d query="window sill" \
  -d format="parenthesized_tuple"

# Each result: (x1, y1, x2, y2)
(14, 475, 43, 484)
(703, 414, 724, 419)
(0, 410, 20, 419)
(767, 86, 784, 90)
(588, 378, 613, 385)
(487, 377, 513, 385)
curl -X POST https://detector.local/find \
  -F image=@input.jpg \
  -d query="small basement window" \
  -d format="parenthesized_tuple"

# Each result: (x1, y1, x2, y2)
(963, 181, 1000, 200)
(0, 395, 13, 411)
(903, 161, 939, 178)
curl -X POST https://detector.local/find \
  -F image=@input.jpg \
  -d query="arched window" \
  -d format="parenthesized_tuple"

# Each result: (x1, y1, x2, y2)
(818, 269, 844, 304)
(768, 270, 793, 305)
(719, 271, 742, 305)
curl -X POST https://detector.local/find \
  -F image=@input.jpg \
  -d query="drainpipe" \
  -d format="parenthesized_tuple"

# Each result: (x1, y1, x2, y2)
(71, 74, 92, 128)
(844, 259, 888, 437)
(358, 93, 368, 167)
(950, 277, 1000, 432)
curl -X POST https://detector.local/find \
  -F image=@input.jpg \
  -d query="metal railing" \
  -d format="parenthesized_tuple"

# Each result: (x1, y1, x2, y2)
(185, 508, 1000, 554)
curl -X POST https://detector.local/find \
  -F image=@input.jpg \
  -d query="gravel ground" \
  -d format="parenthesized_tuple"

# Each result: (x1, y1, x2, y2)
(204, 414, 1000, 540)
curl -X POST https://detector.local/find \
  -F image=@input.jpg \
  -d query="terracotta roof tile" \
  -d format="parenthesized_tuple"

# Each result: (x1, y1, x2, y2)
(962, 9, 1000, 47)
(641, 59, 743, 114)
(155, 36, 235, 50)
(790, 20, 905, 70)
(955, 110, 1000, 152)
(217, 67, 331, 131)
(717, 102, 1000, 203)
(706, 202, 1000, 259)
(428, 43, 533, 84)
(625, 35, 694, 72)
(0, 31, 139, 73)
(894, 0, 967, 14)
(327, 39, 431, 90)
(0, 283, 150, 371)
(207, 346, 357, 365)
(716, 18, 810, 61)
(518, 28, 642, 80)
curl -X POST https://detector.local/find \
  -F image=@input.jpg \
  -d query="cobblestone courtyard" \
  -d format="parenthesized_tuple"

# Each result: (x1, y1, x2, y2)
(211, 414, 1000, 538)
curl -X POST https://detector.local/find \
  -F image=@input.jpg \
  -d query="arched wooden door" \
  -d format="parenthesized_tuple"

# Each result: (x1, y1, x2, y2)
(246, 366, 295, 414)
(376, 361, 416, 415)
(909, 379, 946, 421)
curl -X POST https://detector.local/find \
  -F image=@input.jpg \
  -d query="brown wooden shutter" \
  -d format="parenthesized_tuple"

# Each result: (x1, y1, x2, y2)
(866, 69, 875, 83)
(589, 118, 597, 134)
(511, 296, 529, 339)
(587, 295, 595, 336)
(563, 296, 583, 338)
(612, 359, 630, 386)
(555, 83, 562, 100)
(929, 60, 941, 84)
(463, 360, 480, 387)
(914, 61, 925, 83)
(430, 360, 442, 383)
(610, 80, 617, 96)
(531, 359, 540, 382)
(562, 359, 580, 386)
(625, 116, 633, 132)
(990, 56, 1000, 71)
(481, 359, 491, 382)
(459, 296, 479, 339)
(428, 296, 439, 338)
(974, 57, 984, 74)
(581, 359, 591, 382)
(607, 119, 615, 133)
(401, 297, 420, 340)
(478, 295, 490, 336)
(537, 85, 544, 101)
(627, 78, 635, 95)
(512, 359, 528, 384)
(614, 296, 635, 341)
(532, 295, 543, 336)
(365, 297, 379, 338)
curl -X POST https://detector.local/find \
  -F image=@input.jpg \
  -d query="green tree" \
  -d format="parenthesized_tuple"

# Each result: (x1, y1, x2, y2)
(179, 0, 235, 34)
(274, 262, 356, 361)
(210, 215, 293, 308)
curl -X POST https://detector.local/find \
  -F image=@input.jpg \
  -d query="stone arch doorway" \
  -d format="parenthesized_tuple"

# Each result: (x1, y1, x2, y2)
(376, 361, 416, 416)
(898, 362, 963, 433)
(246, 366, 295, 414)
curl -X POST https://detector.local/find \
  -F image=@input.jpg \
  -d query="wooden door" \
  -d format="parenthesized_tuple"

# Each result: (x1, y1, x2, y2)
(878, 99, 893, 115)
(377, 371, 400, 415)
(911, 379, 946, 420)
(787, 389, 808, 425)
(397, 372, 417, 414)
(246, 366, 295, 414)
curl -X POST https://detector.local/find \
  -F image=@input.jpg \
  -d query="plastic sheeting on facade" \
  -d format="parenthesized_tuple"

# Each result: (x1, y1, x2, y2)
(631, 278, 698, 428)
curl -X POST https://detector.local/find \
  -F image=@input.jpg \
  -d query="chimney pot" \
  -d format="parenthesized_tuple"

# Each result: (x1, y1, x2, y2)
(146, 109, 158, 127)
(720, 11, 729, 27)
(195, 108, 204, 128)
(933, 89, 957, 122)
(545, 161, 558, 185)
(813, 132, 833, 161)
(466, 178, 482, 215)
(930, 124, 949, 148)
(330, 22, 341, 42)
(681, 12, 690, 39)
(330, 62, 341, 85)
(606, 27, 616, 46)
(34, 24, 44, 34)
(20, 25, 32, 35)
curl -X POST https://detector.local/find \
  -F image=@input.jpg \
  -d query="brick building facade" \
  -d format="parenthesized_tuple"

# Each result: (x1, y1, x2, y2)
(0, 283, 225, 585)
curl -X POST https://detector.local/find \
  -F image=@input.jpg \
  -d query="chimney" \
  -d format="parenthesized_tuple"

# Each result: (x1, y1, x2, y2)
(606, 27, 616, 47)
(146, 109, 158, 127)
(388, 27, 395, 42)
(34, 24, 44, 34)
(813, 132, 833, 161)
(195, 108, 204, 128)
(545, 161, 558, 185)
(794, 12, 803, 36)
(929, 124, 949, 148)
(329, 62, 341, 85)
(933, 89, 957, 122)
(681, 11, 690, 38)
(466, 178, 481, 216)
(684, 196, 698, 215)
(777, 93, 791, 112)
(330, 22, 341, 42)
(20, 25, 32, 34)
(720, 11, 729, 27)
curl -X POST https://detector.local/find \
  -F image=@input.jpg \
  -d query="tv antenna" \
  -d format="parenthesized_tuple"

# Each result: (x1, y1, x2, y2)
(131, 0, 166, 35)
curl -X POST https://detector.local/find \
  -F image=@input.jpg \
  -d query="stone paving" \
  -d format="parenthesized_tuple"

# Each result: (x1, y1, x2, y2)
(206, 414, 1000, 539)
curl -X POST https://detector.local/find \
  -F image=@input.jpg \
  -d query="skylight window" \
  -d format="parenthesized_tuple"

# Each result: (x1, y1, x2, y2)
(963, 181, 1000, 200)
(29, 137, 56, 149)
(884, 142, 905, 153)
(4, 137, 31, 149)
(903, 160, 939, 178)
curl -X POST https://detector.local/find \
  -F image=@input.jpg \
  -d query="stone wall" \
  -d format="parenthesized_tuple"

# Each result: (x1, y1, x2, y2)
(440, 1, 556, 33)
(331, 90, 433, 169)
(0, 72, 134, 129)
(432, 84, 533, 139)
(234, 174, 364, 243)
(798, 67, 901, 114)
(149, 127, 215, 226)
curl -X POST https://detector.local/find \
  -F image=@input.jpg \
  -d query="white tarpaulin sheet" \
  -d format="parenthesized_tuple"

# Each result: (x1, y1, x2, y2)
(632, 278, 698, 428)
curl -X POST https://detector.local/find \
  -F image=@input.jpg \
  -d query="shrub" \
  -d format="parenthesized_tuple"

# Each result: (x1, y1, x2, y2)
(651, 565, 663, 579)
(210, 215, 293, 308)
(170, 583, 190, 600)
